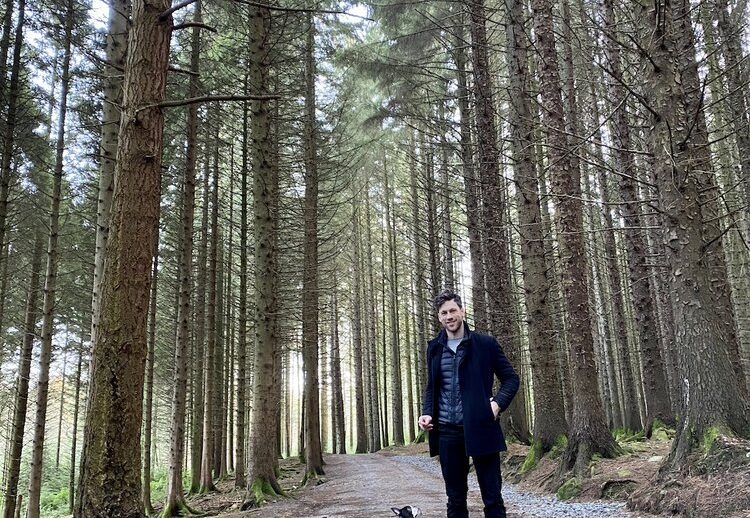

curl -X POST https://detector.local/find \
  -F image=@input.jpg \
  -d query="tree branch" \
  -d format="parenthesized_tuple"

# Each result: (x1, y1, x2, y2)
(168, 66, 200, 77)
(231, 0, 373, 20)
(173, 21, 216, 32)
(138, 94, 280, 112)
(159, 0, 196, 21)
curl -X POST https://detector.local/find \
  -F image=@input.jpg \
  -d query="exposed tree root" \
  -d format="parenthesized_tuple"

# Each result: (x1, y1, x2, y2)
(520, 435, 567, 475)
(240, 476, 286, 510)
(551, 432, 621, 491)
(160, 498, 204, 517)
(301, 466, 326, 487)
(629, 434, 750, 516)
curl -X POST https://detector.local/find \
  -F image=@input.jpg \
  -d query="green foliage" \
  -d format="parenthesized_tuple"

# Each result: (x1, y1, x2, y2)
(38, 465, 72, 517)
(556, 477, 582, 501)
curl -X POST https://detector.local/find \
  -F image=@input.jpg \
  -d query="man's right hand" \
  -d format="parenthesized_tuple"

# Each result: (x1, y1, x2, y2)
(418, 415, 433, 431)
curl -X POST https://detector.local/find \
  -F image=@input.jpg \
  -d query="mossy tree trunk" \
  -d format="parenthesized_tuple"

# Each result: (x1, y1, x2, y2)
(76, 0, 173, 515)
(91, 0, 129, 348)
(245, 0, 283, 503)
(635, 0, 750, 471)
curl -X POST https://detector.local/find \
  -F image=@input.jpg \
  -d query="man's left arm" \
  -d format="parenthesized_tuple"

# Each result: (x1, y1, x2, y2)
(490, 338, 520, 413)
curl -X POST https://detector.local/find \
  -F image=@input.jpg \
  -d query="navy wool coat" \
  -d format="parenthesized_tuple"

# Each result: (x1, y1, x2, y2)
(422, 325, 520, 457)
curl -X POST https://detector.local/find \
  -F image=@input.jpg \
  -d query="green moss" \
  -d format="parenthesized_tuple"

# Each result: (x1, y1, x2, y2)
(702, 427, 721, 453)
(614, 427, 645, 444)
(548, 434, 568, 459)
(520, 440, 543, 474)
(556, 477, 582, 501)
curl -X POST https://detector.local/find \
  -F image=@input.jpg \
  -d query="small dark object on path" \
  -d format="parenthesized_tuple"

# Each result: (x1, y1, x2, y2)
(391, 505, 423, 517)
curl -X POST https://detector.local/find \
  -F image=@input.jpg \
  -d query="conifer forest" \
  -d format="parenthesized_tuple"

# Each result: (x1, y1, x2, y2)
(0, 0, 749, 516)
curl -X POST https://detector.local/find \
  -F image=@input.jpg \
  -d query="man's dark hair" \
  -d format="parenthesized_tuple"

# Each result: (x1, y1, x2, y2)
(433, 289, 462, 311)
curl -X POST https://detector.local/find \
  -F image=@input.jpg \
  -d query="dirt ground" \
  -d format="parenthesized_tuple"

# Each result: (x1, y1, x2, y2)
(176, 437, 750, 518)
(214, 447, 492, 518)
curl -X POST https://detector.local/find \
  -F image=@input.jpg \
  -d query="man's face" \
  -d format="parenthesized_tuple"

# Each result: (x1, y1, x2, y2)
(437, 300, 465, 334)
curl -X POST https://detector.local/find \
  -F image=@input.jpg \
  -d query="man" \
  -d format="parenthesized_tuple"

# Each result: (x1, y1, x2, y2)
(418, 289, 520, 518)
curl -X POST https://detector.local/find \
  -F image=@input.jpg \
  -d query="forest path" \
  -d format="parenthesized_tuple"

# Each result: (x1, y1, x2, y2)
(228, 452, 460, 517)
(218, 451, 639, 518)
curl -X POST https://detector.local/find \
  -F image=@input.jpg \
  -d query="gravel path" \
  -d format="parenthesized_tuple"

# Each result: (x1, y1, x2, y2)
(221, 452, 644, 517)
(391, 454, 640, 518)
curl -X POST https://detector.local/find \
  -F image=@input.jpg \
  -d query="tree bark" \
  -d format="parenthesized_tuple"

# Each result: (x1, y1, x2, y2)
(301, 10, 324, 480)
(505, 0, 568, 458)
(69, 342, 84, 513)
(351, 206, 368, 453)
(469, 0, 529, 443)
(383, 164, 404, 446)
(164, 2, 201, 512)
(91, 0, 130, 348)
(27, 3, 73, 513)
(0, 0, 25, 342)
(329, 287, 346, 453)
(635, 0, 750, 471)
(601, 0, 673, 431)
(531, 0, 619, 477)
(142, 229, 158, 515)
(76, 0, 173, 514)
(2, 231, 43, 518)
(452, 22, 486, 331)
(235, 81, 250, 491)
(245, 0, 283, 502)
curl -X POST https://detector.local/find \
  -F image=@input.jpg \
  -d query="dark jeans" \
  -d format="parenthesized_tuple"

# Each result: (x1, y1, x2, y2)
(438, 424, 506, 518)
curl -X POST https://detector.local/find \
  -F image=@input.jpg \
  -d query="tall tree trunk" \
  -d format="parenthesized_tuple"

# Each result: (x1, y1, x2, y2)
(531, 0, 619, 478)
(505, 0, 568, 460)
(301, 10, 324, 480)
(469, 0, 529, 443)
(329, 287, 346, 453)
(27, 4, 73, 513)
(245, 0, 283, 502)
(164, 3, 201, 511)
(0, 0, 25, 341)
(408, 132, 427, 401)
(635, 0, 750, 472)
(423, 134, 441, 305)
(56, 350, 68, 468)
(91, 0, 130, 348)
(601, 0, 674, 431)
(77, 0, 173, 514)
(453, 24, 486, 331)
(2, 231, 43, 518)
(213, 210, 226, 479)
(69, 342, 84, 513)
(190, 144, 210, 494)
(142, 228, 158, 515)
(364, 190, 381, 452)
(235, 86, 250, 491)
(383, 165, 404, 446)
(351, 206, 368, 453)
(200, 112, 220, 493)
(438, 97, 455, 290)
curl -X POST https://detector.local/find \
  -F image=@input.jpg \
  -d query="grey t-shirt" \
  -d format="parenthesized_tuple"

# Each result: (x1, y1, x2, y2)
(447, 337, 462, 353)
